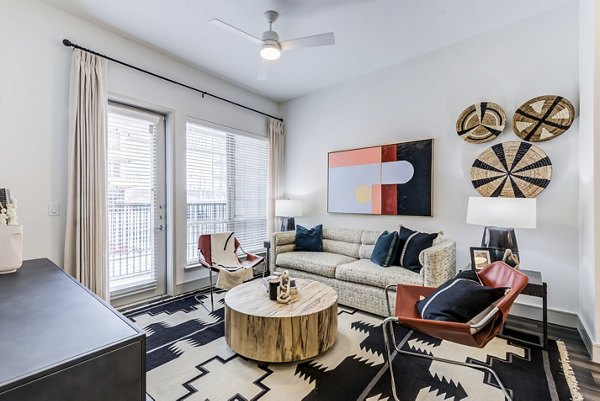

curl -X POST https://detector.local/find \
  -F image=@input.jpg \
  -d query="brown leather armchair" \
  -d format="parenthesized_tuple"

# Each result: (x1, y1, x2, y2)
(382, 261, 529, 401)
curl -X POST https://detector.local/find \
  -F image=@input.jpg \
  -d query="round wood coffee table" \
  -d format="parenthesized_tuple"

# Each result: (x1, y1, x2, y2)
(224, 278, 338, 363)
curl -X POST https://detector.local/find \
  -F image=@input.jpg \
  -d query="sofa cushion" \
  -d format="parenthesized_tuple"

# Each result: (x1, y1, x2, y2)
(335, 259, 422, 288)
(360, 230, 382, 245)
(323, 239, 361, 258)
(359, 244, 375, 259)
(274, 231, 296, 245)
(323, 227, 363, 243)
(276, 251, 357, 278)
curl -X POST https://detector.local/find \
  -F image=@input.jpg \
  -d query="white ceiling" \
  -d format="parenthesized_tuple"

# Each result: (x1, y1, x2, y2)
(45, 0, 574, 102)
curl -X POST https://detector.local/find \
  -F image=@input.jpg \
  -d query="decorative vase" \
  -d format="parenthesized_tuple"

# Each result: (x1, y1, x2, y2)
(0, 225, 23, 274)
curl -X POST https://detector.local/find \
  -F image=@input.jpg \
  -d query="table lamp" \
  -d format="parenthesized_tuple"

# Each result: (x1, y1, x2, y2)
(275, 200, 303, 231)
(466, 197, 536, 264)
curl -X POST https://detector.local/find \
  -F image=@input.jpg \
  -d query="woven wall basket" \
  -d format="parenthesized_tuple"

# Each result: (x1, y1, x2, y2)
(456, 102, 506, 144)
(512, 95, 575, 142)
(471, 141, 552, 198)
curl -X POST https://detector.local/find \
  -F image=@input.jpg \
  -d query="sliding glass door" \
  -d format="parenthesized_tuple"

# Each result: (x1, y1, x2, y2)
(106, 103, 167, 303)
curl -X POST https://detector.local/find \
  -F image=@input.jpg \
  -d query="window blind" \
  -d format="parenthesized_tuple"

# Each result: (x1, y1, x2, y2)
(186, 121, 268, 265)
(107, 105, 160, 291)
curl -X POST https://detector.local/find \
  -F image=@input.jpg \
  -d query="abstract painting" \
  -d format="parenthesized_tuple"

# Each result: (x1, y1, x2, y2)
(327, 139, 433, 216)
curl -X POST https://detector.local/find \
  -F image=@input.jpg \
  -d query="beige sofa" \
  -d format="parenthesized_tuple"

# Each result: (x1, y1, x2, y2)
(270, 227, 456, 317)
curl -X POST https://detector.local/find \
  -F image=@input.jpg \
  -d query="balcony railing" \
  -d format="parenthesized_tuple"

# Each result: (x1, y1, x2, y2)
(108, 202, 266, 287)
(186, 201, 228, 265)
(186, 202, 267, 265)
(108, 203, 154, 283)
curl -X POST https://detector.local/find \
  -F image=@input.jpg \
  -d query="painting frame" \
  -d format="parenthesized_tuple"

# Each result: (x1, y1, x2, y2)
(327, 139, 433, 216)
(470, 247, 493, 270)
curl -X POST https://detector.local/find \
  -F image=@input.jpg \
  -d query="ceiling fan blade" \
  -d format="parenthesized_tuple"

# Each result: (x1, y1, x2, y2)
(209, 19, 264, 45)
(280, 32, 335, 51)
(257, 60, 271, 81)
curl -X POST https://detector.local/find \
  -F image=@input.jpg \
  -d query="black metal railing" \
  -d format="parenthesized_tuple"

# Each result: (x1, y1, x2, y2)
(108, 202, 266, 279)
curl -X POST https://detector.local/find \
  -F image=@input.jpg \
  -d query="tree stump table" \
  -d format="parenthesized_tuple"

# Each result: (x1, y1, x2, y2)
(224, 278, 338, 363)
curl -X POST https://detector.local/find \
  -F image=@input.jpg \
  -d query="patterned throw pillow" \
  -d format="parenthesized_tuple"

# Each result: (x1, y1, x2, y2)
(295, 224, 324, 252)
(370, 231, 400, 267)
(397, 226, 438, 272)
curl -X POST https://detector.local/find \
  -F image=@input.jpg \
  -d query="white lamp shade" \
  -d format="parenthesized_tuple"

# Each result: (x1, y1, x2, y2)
(275, 200, 303, 217)
(466, 197, 536, 229)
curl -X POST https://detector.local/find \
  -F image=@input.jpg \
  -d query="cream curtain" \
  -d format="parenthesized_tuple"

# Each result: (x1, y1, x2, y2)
(268, 118, 285, 235)
(64, 49, 109, 300)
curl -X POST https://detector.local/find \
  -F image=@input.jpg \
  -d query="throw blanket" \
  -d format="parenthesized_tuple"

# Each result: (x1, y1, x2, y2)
(209, 232, 253, 290)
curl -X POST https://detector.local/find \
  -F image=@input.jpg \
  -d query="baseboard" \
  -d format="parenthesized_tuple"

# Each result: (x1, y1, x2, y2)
(509, 302, 578, 328)
(577, 317, 600, 362)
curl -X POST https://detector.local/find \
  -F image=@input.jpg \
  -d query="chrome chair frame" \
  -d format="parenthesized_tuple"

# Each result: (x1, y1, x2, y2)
(382, 285, 512, 401)
(382, 316, 512, 401)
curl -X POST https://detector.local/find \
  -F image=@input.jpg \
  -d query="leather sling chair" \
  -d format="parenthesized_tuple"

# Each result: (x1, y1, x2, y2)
(382, 261, 529, 401)
(197, 233, 264, 312)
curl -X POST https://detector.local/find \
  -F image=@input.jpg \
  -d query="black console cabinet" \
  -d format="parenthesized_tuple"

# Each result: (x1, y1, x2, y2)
(0, 259, 146, 401)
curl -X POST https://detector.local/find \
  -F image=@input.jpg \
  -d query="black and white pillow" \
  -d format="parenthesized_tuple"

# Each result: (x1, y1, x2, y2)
(454, 269, 481, 283)
(416, 276, 507, 323)
(396, 226, 439, 272)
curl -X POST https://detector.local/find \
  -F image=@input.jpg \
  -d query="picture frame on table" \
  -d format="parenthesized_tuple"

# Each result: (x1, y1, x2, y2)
(470, 247, 493, 270)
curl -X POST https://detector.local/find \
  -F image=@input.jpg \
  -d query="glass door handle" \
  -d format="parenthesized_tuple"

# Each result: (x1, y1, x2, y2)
(155, 225, 165, 231)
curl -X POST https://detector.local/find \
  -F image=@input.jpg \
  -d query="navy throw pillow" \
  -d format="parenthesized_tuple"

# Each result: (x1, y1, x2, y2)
(397, 226, 438, 272)
(370, 231, 400, 267)
(295, 224, 324, 252)
(455, 269, 481, 283)
(416, 278, 507, 323)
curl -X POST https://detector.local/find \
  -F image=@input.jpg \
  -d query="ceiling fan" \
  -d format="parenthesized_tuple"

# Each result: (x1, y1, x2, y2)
(210, 10, 335, 80)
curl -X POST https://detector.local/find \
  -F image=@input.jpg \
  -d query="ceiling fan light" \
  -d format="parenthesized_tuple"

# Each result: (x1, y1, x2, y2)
(260, 43, 281, 60)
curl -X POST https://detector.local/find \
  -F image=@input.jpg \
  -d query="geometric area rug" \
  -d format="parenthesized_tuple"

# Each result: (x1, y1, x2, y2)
(127, 291, 582, 401)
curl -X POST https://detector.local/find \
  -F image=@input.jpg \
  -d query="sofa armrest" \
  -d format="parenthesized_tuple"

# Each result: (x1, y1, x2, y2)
(419, 239, 456, 287)
(270, 231, 296, 272)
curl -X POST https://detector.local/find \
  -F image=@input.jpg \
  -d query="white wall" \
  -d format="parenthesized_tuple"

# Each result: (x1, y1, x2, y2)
(282, 4, 580, 317)
(578, 0, 600, 361)
(0, 0, 279, 293)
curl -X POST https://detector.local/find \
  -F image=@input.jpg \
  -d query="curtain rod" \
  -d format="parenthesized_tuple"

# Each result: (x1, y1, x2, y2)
(62, 39, 283, 122)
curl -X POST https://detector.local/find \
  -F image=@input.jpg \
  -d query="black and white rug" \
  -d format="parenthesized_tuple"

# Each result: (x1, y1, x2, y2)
(128, 291, 582, 401)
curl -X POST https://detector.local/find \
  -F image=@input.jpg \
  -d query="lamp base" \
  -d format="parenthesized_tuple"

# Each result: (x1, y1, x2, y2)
(280, 217, 296, 232)
(481, 226, 519, 267)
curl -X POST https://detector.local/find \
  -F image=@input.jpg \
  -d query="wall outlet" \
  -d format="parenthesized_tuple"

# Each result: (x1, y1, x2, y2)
(48, 203, 60, 216)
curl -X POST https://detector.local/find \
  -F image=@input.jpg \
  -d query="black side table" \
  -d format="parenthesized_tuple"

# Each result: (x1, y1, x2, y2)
(466, 264, 548, 348)
(506, 269, 548, 348)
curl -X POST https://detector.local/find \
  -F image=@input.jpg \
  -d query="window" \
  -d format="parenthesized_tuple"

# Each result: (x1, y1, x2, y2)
(186, 120, 268, 265)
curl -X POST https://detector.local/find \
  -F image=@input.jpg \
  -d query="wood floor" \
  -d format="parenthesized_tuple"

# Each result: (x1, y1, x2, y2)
(506, 315, 600, 400)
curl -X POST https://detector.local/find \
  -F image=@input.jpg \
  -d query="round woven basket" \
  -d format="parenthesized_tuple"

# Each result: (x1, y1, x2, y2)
(512, 95, 574, 142)
(456, 102, 506, 144)
(471, 141, 552, 198)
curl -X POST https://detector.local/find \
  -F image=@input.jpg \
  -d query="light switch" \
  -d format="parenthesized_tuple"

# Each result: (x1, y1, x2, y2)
(48, 203, 60, 216)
